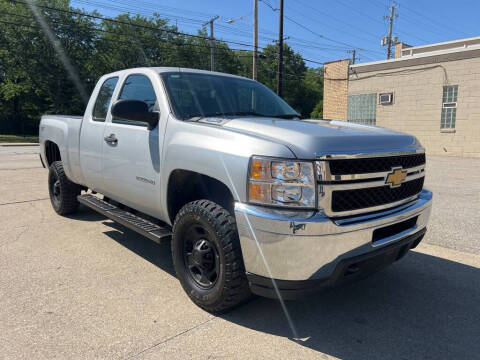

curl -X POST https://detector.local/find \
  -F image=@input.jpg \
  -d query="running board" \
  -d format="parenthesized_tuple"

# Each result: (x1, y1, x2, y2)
(78, 194, 172, 244)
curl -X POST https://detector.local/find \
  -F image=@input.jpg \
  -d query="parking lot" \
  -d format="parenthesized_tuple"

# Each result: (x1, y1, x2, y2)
(1, 145, 479, 359)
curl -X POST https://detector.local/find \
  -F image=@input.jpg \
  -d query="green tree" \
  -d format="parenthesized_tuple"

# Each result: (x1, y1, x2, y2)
(255, 43, 324, 117)
(303, 67, 324, 118)
(0, 0, 97, 134)
(0, 0, 325, 134)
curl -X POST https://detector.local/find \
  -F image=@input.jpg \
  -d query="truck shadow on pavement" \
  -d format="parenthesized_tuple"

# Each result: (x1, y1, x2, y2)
(101, 219, 177, 277)
(67, 205, 109, 222)
(223, 251, 480, 360)
(98, 218, 479, 359)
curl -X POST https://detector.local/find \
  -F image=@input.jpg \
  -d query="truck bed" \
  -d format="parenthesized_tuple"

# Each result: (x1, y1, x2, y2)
(39, 114, 84, 184)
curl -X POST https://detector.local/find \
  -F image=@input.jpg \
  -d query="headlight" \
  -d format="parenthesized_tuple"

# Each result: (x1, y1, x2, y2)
(248, 156, 316, 208)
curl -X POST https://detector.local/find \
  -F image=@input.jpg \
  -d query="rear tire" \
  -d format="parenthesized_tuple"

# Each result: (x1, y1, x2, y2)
(48, 161, 81, 215)
(172, 200, 251, 313)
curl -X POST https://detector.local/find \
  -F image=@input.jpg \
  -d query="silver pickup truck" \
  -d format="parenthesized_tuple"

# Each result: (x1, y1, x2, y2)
(39, 67, 432, 313)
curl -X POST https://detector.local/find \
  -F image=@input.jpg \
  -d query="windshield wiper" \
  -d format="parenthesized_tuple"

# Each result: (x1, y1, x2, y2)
(184, 113, 204, 121)
(225, 111, 300, 119)
(197, 111, 272, 118)
(184, 111, 299, 120)
(271, 113, 300, 119)
(184, 111, 263, 120)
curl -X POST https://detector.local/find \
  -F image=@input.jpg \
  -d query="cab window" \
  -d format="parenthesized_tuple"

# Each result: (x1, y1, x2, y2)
(92, 77, 118, 122)
(114, 74, 157, 126)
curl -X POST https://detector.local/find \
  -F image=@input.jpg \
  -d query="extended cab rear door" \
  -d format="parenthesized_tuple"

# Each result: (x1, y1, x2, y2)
(101, 71, 165, 217)
(79, 76, 119, 193)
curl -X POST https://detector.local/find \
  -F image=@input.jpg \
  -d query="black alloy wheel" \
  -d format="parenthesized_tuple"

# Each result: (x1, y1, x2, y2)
(49, 170, 62, 208)
(183, 224, 220, 289)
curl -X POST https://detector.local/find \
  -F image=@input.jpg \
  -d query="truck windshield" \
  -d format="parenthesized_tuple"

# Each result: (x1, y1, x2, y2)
(161, 72, 299, 120)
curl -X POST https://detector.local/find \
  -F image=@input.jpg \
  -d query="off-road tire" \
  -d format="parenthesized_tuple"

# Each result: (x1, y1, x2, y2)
(172, 200, 251, 313)
(48, 161, 81, 215)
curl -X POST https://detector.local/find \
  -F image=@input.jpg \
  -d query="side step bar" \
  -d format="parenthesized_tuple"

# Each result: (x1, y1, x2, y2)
(78, 194, 172, 244)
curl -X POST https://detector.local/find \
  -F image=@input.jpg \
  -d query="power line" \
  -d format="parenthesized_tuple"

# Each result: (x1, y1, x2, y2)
(283, 15, 366, 55)
(292, 0, 379, 41)
(260, 0, 384, 58)
(9, 0, 326, 66)
(72, 0, 215, 23)
(76, 0, 345, 54)
(291, 0, 385, 55)
(259, 0, 372, 61)
(400, 3, 469, 38)
(9, 0, 254, 48)
(81, 0, 342, 62)
(220, 21, 358, 53)
(1, 19, 322, 82)
(72, 0, 354, 64)
(0, 17, 260, 63)
(335, 0, 384, 25)
(334, 0, 429, 44)
(0, 10, 326, 68)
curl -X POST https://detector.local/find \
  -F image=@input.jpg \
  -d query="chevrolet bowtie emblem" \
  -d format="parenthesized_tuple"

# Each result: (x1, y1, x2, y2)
(385, 167, 407, 187)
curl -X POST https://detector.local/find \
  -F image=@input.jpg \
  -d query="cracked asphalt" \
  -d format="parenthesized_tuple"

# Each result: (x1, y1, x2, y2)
(0, 146, 479, 359)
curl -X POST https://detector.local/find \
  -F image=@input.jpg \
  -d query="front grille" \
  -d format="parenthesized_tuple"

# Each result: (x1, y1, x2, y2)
(329, 153, 425, 175)
(331, 177, 424, 212)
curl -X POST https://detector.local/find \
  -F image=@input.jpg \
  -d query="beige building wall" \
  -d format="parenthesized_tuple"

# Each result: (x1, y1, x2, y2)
(348, 57, 480, 157)
(323, 59, 349, 120)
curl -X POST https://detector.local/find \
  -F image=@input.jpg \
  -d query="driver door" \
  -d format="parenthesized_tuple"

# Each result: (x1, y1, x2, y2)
(101, 73, 162, 217)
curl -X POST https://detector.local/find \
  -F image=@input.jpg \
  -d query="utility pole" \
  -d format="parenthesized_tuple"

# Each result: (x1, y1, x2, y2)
(276, 0, 284, 97)
(253, 0, 258, 80)
(348, 49, 357, 64)
(203, 16, 219, 71)
(383, 2, 398, 60)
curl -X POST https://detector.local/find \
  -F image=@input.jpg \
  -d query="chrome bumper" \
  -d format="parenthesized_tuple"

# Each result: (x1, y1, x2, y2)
(234, 189, 432, 281)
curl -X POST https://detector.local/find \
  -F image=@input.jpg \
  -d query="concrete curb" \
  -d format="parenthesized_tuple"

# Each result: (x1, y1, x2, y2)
(0, 143, 39, 147)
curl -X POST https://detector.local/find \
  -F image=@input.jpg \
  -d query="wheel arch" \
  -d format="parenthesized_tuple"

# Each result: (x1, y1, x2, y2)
(44, 140, 62, 167)
(166, 169, 235, 224)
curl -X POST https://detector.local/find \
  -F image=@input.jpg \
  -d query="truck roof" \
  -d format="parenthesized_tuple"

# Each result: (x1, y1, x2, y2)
(101, 67, 251, 81)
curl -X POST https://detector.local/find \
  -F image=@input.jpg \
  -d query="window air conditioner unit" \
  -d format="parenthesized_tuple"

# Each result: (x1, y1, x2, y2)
(379, 93, 393, 105)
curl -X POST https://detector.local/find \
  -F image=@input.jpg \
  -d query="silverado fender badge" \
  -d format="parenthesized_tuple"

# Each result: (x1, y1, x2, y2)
(136, 176, 155, 185)
(385, 167, 407, 188)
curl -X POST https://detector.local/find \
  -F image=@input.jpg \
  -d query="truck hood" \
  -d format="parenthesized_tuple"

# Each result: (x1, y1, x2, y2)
(220, 118, 421, 158)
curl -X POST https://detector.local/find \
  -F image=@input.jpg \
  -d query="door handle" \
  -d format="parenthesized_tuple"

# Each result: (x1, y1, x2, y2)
(104, 134, 118, 144)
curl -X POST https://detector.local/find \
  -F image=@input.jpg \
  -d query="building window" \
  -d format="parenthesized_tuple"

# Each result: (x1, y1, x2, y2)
(441, 85, 458, 129)
(348, 93, 376, 125)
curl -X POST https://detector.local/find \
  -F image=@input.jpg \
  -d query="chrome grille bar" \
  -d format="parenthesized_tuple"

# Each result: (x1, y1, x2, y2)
(317, 149, 426, 217)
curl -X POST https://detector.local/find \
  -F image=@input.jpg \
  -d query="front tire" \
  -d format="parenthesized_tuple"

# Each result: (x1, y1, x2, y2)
(172, 200, 251, 313)
(48, 161, 81, 215)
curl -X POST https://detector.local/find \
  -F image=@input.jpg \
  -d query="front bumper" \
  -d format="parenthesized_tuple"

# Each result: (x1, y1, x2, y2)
(234, 189, 432, 285)
(247, 228, 425, 299)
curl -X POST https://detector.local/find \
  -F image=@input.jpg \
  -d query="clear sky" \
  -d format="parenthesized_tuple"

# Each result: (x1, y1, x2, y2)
(70, 0, 480, 67)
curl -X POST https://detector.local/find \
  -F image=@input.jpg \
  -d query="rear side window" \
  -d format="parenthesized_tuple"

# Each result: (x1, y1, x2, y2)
(92, 77, 118, 122)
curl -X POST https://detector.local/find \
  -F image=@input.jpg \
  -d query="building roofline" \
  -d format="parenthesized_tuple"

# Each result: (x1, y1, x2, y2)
(350, 41, 480, 73)
(323, 58, 350, 65)
(406, 35, 480, 52)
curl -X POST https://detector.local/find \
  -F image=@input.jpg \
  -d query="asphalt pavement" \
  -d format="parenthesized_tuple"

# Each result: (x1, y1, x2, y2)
(1, 146, 479, 359)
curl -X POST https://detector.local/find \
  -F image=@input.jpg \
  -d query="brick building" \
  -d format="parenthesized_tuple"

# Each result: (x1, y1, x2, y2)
(323, 36, 480, 157)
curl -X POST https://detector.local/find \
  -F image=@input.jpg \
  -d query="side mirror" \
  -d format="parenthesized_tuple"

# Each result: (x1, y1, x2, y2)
(111, 99, 159, 130)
